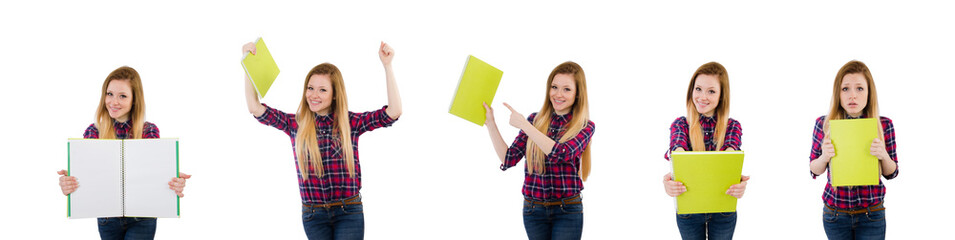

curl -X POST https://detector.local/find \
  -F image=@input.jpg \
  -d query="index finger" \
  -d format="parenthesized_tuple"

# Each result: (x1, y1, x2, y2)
(502, 102, 517, 113)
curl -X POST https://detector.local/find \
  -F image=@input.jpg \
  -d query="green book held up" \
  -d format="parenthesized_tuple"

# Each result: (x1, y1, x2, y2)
(449, 55, 503, 126)
(671, 151, 744, 214)
(829, 118, 881, 187)
(242, 37, 280, 99)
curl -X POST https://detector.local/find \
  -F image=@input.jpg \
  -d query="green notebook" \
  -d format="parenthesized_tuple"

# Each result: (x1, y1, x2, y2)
(671, 151, 744, 214)
(829, 118, 881, 187)
(449, 55, 503, 126)
(242, 37, 280, 99)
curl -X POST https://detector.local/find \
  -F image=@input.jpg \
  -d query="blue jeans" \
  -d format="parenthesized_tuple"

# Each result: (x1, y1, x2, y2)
(302, 195, 364, 240)
(97, 217, 157, 240)
(522, 195, 584, 240)
(675, 212, 737, 240)
(822, 205, 886, 240)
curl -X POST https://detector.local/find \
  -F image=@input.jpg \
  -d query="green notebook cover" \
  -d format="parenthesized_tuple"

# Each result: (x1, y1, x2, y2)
(449, 55, 503, 126)
(829, 118, 880, 187)
(671, 151, 744, 214)
(242, 37, 280, 99)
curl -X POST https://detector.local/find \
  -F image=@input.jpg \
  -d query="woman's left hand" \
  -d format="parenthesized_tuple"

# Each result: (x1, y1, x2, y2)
(870, 138, 891, 161)
(169, 172, 191, 198)
(379, 41, 394, 66)
(726, 175, 750, 199)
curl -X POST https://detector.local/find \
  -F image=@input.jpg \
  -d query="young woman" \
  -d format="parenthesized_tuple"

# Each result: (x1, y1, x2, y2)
(661, 62, 748, 240)
(57, 66, 191, 240)
(808, 60, 897, 240)
(483, 61, 594, 240)
(242, 41, 401, 240)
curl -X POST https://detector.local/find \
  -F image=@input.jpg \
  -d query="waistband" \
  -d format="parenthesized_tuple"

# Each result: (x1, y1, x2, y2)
(825, 202, 884, 215)
(303, 194, 362, 208)
(524, 194, 582, 206)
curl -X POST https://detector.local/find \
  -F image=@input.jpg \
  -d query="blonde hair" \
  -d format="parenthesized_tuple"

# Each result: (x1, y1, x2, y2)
(526, 61, 592, 181)
(823, 60, 884, 139)
(685, 62, 731, 151)
(94, 66, 146, 139)
(295, 63, 356, 180)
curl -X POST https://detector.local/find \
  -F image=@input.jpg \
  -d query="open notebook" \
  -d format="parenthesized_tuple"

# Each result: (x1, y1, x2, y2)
(449, 55, 503, 126)
(67, 138, 179, 218)
(670, 151, 744, 214)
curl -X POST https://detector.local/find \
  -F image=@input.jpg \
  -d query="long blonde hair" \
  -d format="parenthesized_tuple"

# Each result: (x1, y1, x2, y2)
(94, 66, 146, 139)
(526, 61, 592, 181)
(295, 63, 356, 180)
(685, 62, 731, 151)
(823, 60, 884, 139)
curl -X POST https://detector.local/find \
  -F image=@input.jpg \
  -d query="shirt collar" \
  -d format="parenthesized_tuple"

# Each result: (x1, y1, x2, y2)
(114, 120, 131, 129)
(314, 112, 335, 125)
(552, 110, 573, 124)
(699, 113, 716, 124)
(845, 111, 868, 119)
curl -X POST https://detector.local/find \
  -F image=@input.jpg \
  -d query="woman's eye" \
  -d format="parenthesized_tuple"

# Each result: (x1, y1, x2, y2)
(709, 90, 716, 94)
(320, 89, 327, 92)
(551, 86, 558, 89)
(695, 87, 701, 91)
(842, 87, 849, 92)
(307, 87, 314, 90)
(106, 92, 113, 96)
(857, 87, 864, 91)
(120, 95, 127, 99)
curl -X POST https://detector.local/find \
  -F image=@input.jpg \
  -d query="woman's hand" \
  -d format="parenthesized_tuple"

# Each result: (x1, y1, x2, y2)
(169, 173, 192, 198)
(820, 137, 835, 162)
(870, 138, 890, 161)
(58, 170, 78, 196)
(663, 173, 687, 197)
(379, 41, 394, 66)
(242, 42, 257, 56)
(483, 102, 496, 127)
(502, 103, 528, 129)
(726, 175, 750, 199)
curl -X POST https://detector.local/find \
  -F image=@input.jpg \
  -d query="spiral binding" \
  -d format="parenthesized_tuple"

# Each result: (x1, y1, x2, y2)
(121, 140, 126, 216)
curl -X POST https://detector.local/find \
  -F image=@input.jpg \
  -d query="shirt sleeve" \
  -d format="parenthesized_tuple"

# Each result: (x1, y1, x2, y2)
(142, 122, 160, 139)
(255, 103, 297, 135)
(83, 124, 99, 139)
(809, 116, 826, 179)
(501, 113, 535, 171)
(720, 118, 742, 151)
(665, 117, 690, 161)
(545, 120, 595, 163)
(350, 105, 398, 135)
(880, 117, 899, 179)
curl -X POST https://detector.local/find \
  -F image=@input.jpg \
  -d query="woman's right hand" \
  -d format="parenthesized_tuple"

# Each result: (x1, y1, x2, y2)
(820, 137, 835, 162)
(663, 173, 686, 197)
(242, 42, 257, 56)
(58, 170, 78, 195)
(483, 102, 496, 127)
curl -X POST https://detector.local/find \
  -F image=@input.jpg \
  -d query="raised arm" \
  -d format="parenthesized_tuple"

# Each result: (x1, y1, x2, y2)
(379, 42, 401, 119)
(243, 42, 266, 117)
(503, 103, 556, 155)
(484, 103, 507, 164)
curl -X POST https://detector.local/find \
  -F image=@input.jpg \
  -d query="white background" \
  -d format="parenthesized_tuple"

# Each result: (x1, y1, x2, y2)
(1, 0, 950, 239)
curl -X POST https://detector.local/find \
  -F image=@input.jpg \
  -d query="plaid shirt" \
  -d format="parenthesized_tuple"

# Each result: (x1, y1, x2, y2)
(84, 121, 160, 139)
(664, 115, 742, 160)
(501, 111, 595, 201)
(256, 103, 397, 204)
(809, 114, 898, 209)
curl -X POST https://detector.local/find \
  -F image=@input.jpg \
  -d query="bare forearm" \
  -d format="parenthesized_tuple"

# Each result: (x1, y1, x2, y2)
(809, 157, 829, 176)
(245, 75, 266, 117)
(485, 123, 507, 164)
(383, 64, 401, 119)
(880, 158, 897, 176)
(518, 123, 556, 155)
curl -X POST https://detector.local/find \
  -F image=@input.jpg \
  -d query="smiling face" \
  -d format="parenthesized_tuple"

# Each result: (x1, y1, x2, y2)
(105, 79, 133, 122)
(549, 73, 577, 115)
(692, 74, 721, 117)
(305, 74, 334, 115)
(840, 73, 869, 117)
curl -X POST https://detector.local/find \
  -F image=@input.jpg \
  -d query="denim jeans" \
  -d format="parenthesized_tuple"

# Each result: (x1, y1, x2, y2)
(675, 212, 737, 240)
(302, 195, 364, 240)
(822, 205, 886, 240)
(522, 195, 584, 240)
(97, 217, 157, 240)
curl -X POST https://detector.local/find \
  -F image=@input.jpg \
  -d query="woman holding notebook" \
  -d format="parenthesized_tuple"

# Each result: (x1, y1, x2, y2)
(57, 66, 191, 240)
(661, 62, 748, 240)
(808, 60, 897, 240)
(241, 41, 401, 240)
(482, 61, 595, 240)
